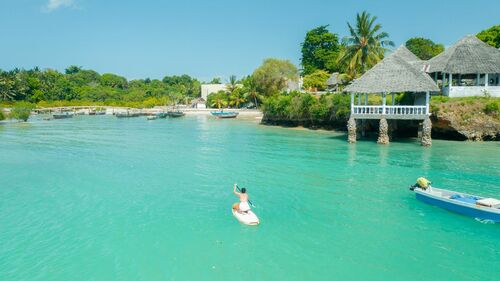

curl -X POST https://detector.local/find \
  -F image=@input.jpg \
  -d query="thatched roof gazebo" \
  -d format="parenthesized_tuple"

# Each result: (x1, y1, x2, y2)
(343, 46, 439, 146)
(426, 35, 500, 97)
(344, 45, 438, 116)
(326, 72, 341, 91)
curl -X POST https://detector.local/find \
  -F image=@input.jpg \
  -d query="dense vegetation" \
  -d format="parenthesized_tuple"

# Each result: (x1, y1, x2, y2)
(405, 38, 445, 60)
(0, 66, 201, 109)
(262, 92, 350, 128)
(477, 25, 500, 48)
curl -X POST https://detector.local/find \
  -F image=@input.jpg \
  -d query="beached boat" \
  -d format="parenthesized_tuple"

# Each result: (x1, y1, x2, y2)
(232, 207, 260, 226)
(115, 112, 140, 118)
(211, 111, 239, 118)
(167, 111, 185, 117)
(53, 112, 74, 119)
(156, 112, 168, 118)
(410, 182, 500, 222)
(89, 110, 106, 115)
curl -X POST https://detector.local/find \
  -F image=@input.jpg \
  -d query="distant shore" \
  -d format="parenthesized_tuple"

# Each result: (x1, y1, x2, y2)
(30, 106, 263, 117)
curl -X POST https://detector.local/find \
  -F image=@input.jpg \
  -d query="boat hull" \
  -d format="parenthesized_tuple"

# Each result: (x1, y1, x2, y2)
(415, 190, 500, 222)
(52, 114, 73, 119)
(211, 111, 239, 118)
(167, 111, 185, 117)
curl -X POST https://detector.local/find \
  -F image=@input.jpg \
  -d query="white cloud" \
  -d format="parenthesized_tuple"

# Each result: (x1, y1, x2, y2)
(43, 0, 76, 12)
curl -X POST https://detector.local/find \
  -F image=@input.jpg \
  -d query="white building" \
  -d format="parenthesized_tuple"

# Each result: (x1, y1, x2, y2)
(200, 84, 228, 100)
(426, 35, 500, 97)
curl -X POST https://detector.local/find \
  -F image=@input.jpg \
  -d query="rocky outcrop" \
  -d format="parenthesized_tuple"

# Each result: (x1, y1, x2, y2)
(431, 99, 500, 141)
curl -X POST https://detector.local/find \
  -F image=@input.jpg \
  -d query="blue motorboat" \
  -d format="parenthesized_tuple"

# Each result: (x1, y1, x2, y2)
(410, 182, 500, 222)
(210, 111, 239, 118)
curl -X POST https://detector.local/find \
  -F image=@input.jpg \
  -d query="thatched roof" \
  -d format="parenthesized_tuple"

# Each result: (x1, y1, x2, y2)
(343, 46, 439, 94)
(426, 35, 500, 74)
(326, 72, 340, 86)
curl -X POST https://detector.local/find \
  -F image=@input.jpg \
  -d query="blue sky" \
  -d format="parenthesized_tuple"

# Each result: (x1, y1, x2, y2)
(0, 0, 498, 81)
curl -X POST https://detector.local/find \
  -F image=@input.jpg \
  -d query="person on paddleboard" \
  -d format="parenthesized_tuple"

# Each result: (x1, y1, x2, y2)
(232, 183, 251, 213)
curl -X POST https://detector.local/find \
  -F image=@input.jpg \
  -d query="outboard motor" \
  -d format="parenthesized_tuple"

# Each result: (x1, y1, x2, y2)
(409, 177, 431, 191)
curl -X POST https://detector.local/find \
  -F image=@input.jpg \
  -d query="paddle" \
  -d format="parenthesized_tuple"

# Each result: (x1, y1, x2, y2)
(236, 184, 256, 208)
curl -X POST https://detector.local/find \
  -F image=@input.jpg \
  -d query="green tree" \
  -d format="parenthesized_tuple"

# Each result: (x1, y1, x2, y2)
(303, 70, 330, 91)
(301, 25, 341, 75)
(226, 75, 239, 94)
(338, 11, 394, 76)
(101, 73, 128, 89)
(207, 90, 229, 109)
(10, 101, 34, 122)
(229, 89, 245, 108)
(252, 58, 298, 96)
(241, 76, 262, 108)
(65, 65, 82, 74)
(405, 37, 444, 60)
(477, 25, 500, 48)
(210, 77, 222, 84)
(0, 71, 16, 101)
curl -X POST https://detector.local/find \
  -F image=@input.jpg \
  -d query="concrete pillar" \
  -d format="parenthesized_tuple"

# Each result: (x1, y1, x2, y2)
(364, 93, 368, 105)
(377, 118, 389, 144)
(358, 93, 361, 105)
(449, 73, 453, 87)
(421, 117, 432, 147)
(347, 116, 357, 143)
(477, 73, 480, 86)
(485, 73, 489, 86)
(442, 72, 446, 92)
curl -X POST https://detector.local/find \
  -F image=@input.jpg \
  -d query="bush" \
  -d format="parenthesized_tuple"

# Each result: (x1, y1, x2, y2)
(484, 101, 499, 115)
(262, 92, 351, 126)
(10, 102, 35, 122)
(0, 109, 5, 121)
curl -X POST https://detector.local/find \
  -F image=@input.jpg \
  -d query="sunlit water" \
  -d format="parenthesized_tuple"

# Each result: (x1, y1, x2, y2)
(1, 115, 499, 281)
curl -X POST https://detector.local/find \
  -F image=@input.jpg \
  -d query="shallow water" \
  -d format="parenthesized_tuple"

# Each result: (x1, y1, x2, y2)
(1, 115, 499, 281)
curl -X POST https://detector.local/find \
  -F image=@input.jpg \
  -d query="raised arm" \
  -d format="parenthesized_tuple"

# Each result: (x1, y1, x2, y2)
(233, 183, 241, 196)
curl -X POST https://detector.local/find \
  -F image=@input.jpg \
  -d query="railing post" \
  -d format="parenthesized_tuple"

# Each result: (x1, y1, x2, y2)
(425, 91, 430, 115)
(350, 93, 354, 113)
(382, 93, 386, 115)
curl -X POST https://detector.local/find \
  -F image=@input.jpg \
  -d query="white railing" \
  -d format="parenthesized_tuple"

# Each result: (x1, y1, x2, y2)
(352, 105, 428, 116)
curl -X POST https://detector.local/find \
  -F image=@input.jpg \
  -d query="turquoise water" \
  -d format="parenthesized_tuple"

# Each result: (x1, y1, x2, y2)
(1, 115, 499, 281)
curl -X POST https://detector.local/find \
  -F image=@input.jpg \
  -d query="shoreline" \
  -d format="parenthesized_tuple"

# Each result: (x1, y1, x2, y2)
(31, 106, 263, 117)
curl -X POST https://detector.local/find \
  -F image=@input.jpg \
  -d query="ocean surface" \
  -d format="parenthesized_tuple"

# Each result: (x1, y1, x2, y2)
(1, 115, 499, 281)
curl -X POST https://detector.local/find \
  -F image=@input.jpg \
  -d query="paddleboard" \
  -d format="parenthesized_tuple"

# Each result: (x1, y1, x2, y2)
(232, 208, 260, 226)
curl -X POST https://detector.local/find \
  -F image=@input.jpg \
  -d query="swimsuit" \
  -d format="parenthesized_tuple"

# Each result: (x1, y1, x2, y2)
(239, 201, 250, 212)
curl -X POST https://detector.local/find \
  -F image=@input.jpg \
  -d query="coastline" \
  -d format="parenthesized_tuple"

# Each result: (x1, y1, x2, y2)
(31, 106, 263, 117)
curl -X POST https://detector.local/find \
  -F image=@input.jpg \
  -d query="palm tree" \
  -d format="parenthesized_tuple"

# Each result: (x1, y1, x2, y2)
(229, 91, 246, 108)
(242, 77, 261, 108)
(338, 11, 394, 76)
(0, 72, 16, 101)
(226, 75, 238, 94)
(210, 91, 228, 109)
